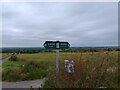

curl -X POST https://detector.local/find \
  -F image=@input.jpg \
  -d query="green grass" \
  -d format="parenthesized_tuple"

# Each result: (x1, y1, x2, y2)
(2, 61, 25, 71)
(2, 51, 119, 88)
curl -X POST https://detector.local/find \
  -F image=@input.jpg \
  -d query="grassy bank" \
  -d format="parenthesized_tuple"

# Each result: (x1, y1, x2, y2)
(2, 51, 119, 88)
(0, 53, 10, 60)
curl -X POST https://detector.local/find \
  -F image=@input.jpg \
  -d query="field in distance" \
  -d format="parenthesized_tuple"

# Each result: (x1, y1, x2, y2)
(2, 51, 119, 88)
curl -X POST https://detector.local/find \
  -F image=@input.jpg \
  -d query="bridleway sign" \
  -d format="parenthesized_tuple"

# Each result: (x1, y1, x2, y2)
(43, 41, 70, 78)
(43, 41, 70, 49)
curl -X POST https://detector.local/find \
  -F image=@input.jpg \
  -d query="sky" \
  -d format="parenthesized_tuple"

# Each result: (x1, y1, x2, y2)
(2, 2, 118, 47)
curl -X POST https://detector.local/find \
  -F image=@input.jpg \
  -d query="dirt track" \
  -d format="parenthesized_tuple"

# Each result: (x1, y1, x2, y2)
(2, 78, 46, 89)
(0, 56, 10, 65)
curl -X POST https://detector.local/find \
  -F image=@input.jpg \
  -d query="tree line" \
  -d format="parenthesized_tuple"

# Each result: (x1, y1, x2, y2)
(1, 47, 119, 54)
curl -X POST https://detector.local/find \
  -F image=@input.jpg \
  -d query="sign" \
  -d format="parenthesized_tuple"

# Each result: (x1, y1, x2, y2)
(43, 41, 70, 79)
(64, 60, 74, 74)
(43, 41, 70, 49)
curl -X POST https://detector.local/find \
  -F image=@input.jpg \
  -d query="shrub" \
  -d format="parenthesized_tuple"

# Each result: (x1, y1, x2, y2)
(9, 55, 18, 61)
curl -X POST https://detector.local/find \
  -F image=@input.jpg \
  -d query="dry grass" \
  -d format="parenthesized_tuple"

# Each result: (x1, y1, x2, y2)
(43, 51, 118, 88)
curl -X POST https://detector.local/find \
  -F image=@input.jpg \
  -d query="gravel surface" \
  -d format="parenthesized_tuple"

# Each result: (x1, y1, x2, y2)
(2, 78, 46, 88)
(0, 56, 10, 64)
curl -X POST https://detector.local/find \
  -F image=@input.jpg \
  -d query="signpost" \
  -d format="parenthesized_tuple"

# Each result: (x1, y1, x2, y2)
(43, 41, 70, 49)
(43, 41, 70, 78)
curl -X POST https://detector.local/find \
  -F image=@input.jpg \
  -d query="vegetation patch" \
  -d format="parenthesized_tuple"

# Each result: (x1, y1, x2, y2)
(9, 55, 18, 61)
(2, 60, 50, 81)
(2, 51, 119, 88)
(43, 51, 119, 88)
(0, 53, 10, 60)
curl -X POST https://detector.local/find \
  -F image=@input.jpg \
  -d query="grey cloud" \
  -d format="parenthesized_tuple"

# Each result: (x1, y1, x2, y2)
(2, 2, 118, 47)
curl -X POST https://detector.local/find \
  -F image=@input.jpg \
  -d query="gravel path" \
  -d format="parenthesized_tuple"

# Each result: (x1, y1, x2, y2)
(0, 56, 10, 65)
(2, 78, 46, 88)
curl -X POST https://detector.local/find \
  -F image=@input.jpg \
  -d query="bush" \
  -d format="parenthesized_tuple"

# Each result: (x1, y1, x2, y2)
(9, 55, 18, 61)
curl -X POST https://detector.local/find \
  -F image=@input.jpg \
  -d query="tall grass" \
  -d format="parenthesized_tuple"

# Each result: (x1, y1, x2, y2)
(43, 51, 118, 88)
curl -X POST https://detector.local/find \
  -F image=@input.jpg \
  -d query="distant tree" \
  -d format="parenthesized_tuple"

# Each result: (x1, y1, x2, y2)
(107, 48, 113, 51)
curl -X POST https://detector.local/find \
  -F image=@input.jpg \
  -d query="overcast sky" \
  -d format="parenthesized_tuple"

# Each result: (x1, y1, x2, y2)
(2, 2, 118, 47)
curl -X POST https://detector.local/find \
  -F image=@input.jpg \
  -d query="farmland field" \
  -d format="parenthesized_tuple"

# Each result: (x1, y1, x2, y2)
(2, 51, 119, 88)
